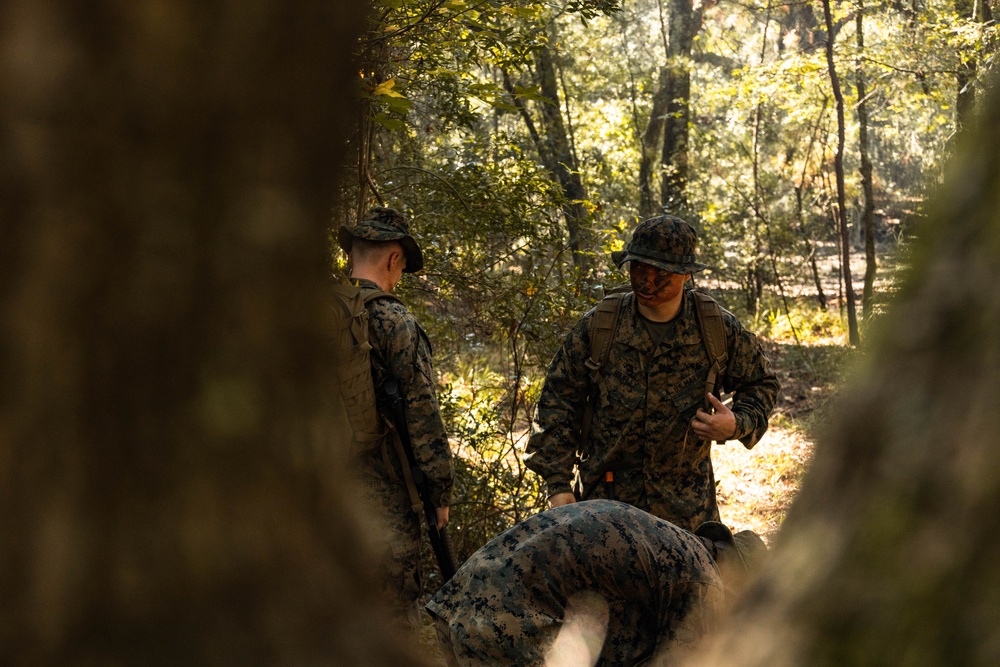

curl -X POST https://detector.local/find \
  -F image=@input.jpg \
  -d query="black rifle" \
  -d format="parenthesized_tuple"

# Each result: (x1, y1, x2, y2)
(382, 378, 457, 582)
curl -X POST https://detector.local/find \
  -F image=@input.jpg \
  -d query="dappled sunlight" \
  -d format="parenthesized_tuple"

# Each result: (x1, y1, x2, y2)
(713, 425, 813, 542)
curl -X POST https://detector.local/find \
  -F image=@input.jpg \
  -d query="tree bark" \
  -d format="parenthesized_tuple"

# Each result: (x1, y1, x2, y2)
(639, 67, 673, 218)
(532, 40, 592, 277)
(659, 0, 705, 214)
(0, 2, 427, 664)
(856, 2, 878, 319)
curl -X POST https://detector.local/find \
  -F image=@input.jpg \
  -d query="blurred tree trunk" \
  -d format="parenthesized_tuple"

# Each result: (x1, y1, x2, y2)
(674, 78, 1000, 667)
(856, 1, 877, 319)
(0, 2, 427, 664)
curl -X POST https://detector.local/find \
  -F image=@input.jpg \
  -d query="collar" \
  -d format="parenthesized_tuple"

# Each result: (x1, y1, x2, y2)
(615, 290, 702, 354)
(349, 277, 382, 290)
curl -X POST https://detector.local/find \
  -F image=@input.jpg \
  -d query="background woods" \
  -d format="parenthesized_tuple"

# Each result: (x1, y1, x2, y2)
(347, 0, 997, 563)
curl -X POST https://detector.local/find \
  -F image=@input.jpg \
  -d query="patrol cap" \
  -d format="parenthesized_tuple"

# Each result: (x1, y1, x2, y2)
(611, 215, 709, 274)
(338, 207, 424, 273)
(694, 521, 767, 573)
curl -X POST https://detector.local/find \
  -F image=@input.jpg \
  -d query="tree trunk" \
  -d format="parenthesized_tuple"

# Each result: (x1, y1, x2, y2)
(659, 0, 705, 214)
(821, 0, 861, 346)
(639, 67, 673, 218)
(856, 2, 878, 319)
(674, 80, 1000, 667)
(532, 40, 592, 278)
(0, 3, 426, 664)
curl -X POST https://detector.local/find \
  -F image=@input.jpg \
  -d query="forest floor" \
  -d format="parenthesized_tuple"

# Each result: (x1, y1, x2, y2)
(713, 339, 853, 543)
(712, 236, 910, 544)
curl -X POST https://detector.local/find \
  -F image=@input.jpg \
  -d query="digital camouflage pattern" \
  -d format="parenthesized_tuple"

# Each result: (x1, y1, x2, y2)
(610, 216, 709, 274)
(524, 289, 779, 532)
(350, 277, 453, 619)
(426, 500, 724, 666)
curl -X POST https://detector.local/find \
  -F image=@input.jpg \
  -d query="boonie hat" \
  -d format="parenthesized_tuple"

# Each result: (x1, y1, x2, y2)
(611, 215, 709, 274)
(338, 207, 424, 273)
(694, 521, 768, 573)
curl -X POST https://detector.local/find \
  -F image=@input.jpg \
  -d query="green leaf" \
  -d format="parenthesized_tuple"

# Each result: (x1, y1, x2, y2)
(373, 113, 405, 131)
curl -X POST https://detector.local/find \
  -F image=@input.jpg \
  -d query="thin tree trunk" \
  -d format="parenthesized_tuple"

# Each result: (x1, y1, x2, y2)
(639, 67, 672, 217)
(821, 0, 861, 346)
(856, 2, 877, 319)
(795, 98, 830, 310)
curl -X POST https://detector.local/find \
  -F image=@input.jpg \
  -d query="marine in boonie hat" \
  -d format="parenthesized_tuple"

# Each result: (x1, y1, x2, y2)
(338, 206, 424, 273)
(611, 215, 709, 274)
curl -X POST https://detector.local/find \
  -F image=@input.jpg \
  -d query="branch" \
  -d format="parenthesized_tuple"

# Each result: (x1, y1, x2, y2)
(859, 55, 963, 77)
(376, 165, 471, 212)
(360, 0, 451, 45)
(501, 69, 548, 165)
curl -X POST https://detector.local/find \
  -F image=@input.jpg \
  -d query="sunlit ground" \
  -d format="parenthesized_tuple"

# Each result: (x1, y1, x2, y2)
(713, 425, 814, 544)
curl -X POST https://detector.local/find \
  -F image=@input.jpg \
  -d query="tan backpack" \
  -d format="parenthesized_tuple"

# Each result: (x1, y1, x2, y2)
(331, 283, 399, 456)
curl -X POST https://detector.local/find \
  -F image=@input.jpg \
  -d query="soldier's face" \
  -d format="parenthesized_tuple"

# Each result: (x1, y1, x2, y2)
(629, 261, 688, 307)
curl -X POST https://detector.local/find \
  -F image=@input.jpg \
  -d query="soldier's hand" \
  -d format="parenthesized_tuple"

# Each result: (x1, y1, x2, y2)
(548, 492, 577, 509)
(691, 393, 737, 442)
(436, 506, 449, 530)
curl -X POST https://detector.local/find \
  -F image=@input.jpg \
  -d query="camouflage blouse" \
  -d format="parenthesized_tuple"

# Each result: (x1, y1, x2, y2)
(524, 289, 779, 531)
(356, 278, 453, 508)
(426, 500, 723, 666)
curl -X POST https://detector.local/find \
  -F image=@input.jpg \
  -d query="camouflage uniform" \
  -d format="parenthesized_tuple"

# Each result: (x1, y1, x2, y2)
(426, 500, 726, 667)
(524, 216, 779, 532)
(338, 209, 453, 621)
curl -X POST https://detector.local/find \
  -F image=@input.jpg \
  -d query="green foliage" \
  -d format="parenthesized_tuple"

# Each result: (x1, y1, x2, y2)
(754, 301, 849, 344)
(436, 352, 548, 561)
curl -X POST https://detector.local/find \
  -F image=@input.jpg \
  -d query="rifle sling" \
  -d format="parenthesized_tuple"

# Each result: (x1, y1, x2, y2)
(387, 422, 425, 518)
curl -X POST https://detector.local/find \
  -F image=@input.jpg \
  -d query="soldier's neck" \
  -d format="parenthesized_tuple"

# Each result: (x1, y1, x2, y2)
(350, 266, 394, 293)
(635, 292, 684, 322)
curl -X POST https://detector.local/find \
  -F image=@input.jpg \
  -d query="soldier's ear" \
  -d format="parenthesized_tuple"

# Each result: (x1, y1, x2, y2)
(395, 249, 407, 272)
(384, 247, 402, 272)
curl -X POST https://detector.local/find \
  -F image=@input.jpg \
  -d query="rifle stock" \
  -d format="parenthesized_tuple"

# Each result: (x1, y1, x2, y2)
(382, 378, 457, 582)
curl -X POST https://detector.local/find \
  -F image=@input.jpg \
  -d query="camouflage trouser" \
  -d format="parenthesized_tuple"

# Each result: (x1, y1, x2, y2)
(360, 467, 423, 627)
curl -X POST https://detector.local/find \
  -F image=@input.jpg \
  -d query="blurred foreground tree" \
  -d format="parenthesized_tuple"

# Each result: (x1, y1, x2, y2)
(675, 76, 1000, 666)
(0, 2, 430, 664)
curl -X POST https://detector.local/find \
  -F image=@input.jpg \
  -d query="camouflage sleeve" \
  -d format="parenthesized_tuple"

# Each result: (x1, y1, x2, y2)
(379, 303, 454, 507)
(721, 312, 780, 449)
(523, 314, 593, 498)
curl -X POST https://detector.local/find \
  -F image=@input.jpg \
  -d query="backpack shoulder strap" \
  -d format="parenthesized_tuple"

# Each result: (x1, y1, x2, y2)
(580, 292, 627, 448)
(691, 290, 729, 408)
(361, 288, 401, 308)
